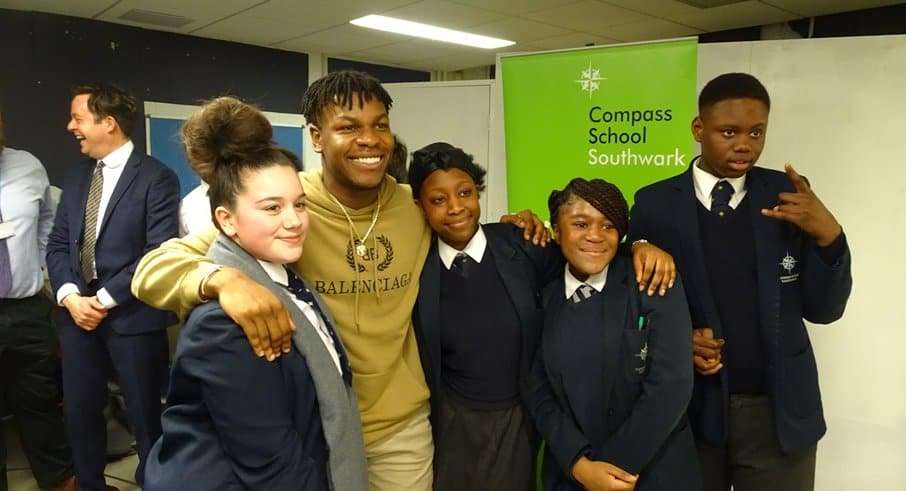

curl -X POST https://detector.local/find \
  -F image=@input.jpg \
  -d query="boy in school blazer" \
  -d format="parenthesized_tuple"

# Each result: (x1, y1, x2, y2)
(628, 73, 852, 491)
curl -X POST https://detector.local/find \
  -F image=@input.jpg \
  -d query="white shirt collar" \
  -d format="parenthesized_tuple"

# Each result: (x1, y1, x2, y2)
(692, 158, 747, 210)
(98, 140, 134, 170)
(563, 263, 608, 299)
(438, 225, 487, 270)
(256, 259, 289, 287)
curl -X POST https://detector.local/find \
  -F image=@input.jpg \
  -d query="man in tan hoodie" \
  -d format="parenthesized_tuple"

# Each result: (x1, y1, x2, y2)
(131, 70, 676, 490)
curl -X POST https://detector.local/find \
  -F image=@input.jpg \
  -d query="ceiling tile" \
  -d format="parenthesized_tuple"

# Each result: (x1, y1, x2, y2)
(761, 0, 905, 17)
(596, 0, 703, 19)
(602, 18, 703, 42)
(429, 50, 498, 71)
(449, 0, 585, 16)
(243, 0, 413, 27)
(382, 0, 505, 29)
(347, 39, 471, 64)
(2, 0, 117, 18)
(193, 15, 318, 46)
(674, 1, 798, 31)
(274, 24, 410, 54)
(94, 0, 261, 32)
(522, 0, 651, 31)
(469, 17, 572, 43)
(526, 32, 620, 50)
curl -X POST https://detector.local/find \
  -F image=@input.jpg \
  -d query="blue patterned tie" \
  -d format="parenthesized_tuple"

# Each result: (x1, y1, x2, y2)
(284, 267, 352, 385)
(0, 178, 11, 297)
(710, 180, 733, 218)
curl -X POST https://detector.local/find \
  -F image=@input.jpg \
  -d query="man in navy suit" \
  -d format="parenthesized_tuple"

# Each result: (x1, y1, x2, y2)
(629, 73, 852, 491)
(46, 84, 179, 491)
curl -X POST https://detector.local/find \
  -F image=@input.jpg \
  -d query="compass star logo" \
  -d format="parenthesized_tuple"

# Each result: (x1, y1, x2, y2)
(780, 252, 797, 273)
(576, 61, 607, 96)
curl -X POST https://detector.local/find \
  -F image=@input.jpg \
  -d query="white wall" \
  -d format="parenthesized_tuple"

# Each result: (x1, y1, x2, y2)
(698, 36, 906, 490)
(384, 80, 497, 218)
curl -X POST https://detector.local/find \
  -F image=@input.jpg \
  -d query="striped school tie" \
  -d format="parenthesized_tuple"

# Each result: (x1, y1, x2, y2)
(80, 161, 104, 282)
(570, 284, 596, 304)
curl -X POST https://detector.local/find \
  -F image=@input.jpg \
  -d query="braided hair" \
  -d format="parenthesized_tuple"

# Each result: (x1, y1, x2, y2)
(548, 177, 629, 240)
(300, 70, 393, 127)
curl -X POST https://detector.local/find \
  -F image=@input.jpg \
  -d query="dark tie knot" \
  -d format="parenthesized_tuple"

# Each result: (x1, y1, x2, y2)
(710, 180, 734, 217)
(452, 252, 473, 278)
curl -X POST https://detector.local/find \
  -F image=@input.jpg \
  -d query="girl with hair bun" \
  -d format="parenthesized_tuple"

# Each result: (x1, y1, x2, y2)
(144, 97, 367, 491)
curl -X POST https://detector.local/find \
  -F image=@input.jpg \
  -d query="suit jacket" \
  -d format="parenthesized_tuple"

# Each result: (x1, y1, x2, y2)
(414, 223, 562, 424)
(144, 234, 367, 491)
(628, 165, 853, 453)
(46, 148, 179, 334)
(527, 255, 698, 491)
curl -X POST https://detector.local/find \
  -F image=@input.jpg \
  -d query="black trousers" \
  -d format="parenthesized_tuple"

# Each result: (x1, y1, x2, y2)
(697, 394, 817, 491)
(0, 294, 73, 491)
(433, 390, 536, 491)
(60, 317, 168, 491)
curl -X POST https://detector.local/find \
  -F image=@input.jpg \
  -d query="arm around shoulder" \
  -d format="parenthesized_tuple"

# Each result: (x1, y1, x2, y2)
(131, 224, 219, 318)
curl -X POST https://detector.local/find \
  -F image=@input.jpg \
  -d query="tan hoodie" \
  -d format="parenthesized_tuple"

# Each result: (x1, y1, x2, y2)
(131, 169, 432, 446)
(299, 170, 432, 445)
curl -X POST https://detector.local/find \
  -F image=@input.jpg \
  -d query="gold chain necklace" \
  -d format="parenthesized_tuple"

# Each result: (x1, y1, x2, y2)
(327, 190, 381, 257)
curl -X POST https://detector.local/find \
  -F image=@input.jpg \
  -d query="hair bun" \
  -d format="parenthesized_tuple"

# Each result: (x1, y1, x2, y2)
(182, 96, 273, 182)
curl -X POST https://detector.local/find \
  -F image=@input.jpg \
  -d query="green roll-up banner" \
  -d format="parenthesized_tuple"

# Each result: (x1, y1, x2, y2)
(501, 38, 698, 219)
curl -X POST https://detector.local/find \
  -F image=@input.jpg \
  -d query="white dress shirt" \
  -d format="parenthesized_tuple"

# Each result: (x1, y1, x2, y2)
(179, 182, 212, 237)
(437, 225, 487, 269)
(56, 140, 134, 308)
(564, 263, 608, 299)
(0, 147, 56, 298)
(692, 160, 747, 211)
(257, 259, 344, 376)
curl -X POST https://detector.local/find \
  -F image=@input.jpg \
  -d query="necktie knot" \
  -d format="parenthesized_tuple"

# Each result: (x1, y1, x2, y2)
(570, 283, 596, 304)
(710, 180, 733, 217)
(451, 252, 473, 278)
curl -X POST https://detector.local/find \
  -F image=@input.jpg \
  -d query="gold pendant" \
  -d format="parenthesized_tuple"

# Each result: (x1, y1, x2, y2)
(355, 242, 367, 257)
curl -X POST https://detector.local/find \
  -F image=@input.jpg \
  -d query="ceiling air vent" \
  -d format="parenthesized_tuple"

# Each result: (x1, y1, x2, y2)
(674, 0, 749, 7)
(119, 9, 194, 28)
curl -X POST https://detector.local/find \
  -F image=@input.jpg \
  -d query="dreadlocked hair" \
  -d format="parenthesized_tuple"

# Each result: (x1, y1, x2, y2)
(300, 70, 393, 127)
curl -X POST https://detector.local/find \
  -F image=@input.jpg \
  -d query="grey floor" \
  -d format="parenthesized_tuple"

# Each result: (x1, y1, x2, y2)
(4, 420, 140, 491)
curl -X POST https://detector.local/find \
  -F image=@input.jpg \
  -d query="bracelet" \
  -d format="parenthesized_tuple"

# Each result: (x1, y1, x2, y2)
(198, 265, 224, 303)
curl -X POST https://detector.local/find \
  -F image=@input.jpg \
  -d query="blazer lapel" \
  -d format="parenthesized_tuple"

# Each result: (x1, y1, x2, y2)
(98, 149, 141, 238)
(555, 259, 628, 442)
(416, 240, 443, 389)
(73, 161, 96, 241)
(485, 228, 535, 329)
(598, 258, 629, 411)
(673, 166, 722, 333)
(745, 169, 783, 355)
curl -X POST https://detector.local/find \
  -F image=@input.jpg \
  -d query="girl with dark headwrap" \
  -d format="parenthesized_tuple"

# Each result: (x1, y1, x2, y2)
(526, 178, 701, 491)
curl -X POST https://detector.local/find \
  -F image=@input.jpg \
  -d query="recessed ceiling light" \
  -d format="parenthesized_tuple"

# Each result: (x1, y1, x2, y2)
(350, 15, 515, 49)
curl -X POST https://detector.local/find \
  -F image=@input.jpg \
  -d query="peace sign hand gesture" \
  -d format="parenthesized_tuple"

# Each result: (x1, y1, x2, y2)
(760, 164, 842, 247)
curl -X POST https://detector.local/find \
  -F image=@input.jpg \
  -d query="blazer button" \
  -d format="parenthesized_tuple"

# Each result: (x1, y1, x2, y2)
(608, 409, 615, 416)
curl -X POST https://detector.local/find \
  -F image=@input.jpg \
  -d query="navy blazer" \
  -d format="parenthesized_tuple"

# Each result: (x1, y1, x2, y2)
(144, 302, 332, 491)
(414, 223, 562, 420)
(628, 165, 852, 454)
(527, 255, 698, 491)
(46, 149, 179, 334)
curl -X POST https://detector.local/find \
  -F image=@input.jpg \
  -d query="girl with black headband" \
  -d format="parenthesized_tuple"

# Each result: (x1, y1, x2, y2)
(407, 144, 680, 491)
(526, 178, 700, 491)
